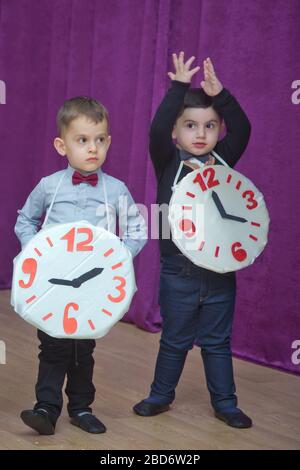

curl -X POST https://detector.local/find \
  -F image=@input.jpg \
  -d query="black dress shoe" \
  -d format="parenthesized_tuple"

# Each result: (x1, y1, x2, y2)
(20, 409, 55, 435)
(215, 408, 252, 428)
(70, 413, 106, 434)
(133, 400, 170, 417)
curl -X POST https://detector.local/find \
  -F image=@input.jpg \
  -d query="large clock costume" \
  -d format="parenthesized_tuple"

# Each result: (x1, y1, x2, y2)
(169, 151, 270, 273)
(11, 172, 136, 339)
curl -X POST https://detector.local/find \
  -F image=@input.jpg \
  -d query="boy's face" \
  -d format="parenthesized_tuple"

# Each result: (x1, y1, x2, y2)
(172, 106, 222, 156)
(54, 115, 111, 173)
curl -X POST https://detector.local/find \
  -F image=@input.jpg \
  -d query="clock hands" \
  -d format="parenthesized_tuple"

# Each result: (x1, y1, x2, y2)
(72, 267, 104, 287)
(211, 191, 247, 223)
(48, 278, 74, 287)
(211, 190, 227, 218)
(49, 267, 104, 288)
(220, 213, 248, 223)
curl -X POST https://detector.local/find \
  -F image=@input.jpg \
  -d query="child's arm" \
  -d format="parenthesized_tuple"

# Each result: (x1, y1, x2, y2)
(202, 58, 251, 167)
(149, 52, 200, 179)
(118, 184, 147, 258)
(14, 179, 46, 249)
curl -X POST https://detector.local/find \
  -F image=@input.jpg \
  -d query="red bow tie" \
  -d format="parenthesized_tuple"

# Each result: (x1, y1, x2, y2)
(72, 171, 98, 187)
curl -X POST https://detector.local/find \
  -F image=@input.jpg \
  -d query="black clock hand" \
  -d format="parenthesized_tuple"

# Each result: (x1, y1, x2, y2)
(211, 190, 247, 223)
(48, 268, 104, 288)
(211, 191, 227, 218)
(71, 267, 104, 288)
(48, 278, 74, 286)
(222, 213, 248, 223)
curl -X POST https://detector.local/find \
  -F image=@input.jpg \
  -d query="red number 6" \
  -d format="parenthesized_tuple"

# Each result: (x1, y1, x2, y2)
(231, 242, 247, 262)
(63, 302, 78, 335)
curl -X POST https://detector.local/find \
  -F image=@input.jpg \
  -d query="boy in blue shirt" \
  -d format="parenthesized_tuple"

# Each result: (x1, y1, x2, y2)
(15, 96, 147, 435)
(133, 52, 252, 428)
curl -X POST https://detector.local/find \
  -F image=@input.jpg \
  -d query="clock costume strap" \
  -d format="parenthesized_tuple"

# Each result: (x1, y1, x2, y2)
(211, 150, 229, 168)
(41, 170, 111, 232)
(171, 150, 229, 191)
(101, 174, 111, 232)
(171, 161, 184, 191)
(42, 173, 66, 228)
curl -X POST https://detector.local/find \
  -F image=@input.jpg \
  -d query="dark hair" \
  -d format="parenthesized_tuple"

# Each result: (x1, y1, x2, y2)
(176, 88, 222, 120)
(56, 96, 109, 136)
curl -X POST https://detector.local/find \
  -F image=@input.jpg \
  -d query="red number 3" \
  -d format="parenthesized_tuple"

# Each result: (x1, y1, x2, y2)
(108, 276, 126, 303)
(242, 190, 258, 210)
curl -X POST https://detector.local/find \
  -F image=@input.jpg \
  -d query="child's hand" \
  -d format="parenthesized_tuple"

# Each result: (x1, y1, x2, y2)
(167, 51, 200, 83)
(200, 58, 223, 96)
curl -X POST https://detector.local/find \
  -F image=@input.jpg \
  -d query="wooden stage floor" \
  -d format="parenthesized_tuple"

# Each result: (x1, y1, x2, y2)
(0, 290, 299, 450)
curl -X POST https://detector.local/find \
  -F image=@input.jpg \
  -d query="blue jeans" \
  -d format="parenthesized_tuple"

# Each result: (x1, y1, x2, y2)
(147, 254, 237, 412)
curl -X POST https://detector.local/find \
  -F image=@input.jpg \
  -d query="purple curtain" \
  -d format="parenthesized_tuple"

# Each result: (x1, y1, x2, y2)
(0, 0, 299, 374)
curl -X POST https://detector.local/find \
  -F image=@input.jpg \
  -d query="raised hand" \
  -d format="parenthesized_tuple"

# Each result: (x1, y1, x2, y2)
(200, 57, 223, 96)
(167, 51, 200, 83)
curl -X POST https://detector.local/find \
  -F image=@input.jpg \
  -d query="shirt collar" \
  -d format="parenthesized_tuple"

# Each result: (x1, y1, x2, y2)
(179, 148, 211, 163)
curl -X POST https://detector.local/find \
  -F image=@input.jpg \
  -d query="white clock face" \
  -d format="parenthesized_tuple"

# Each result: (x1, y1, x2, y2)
(169, 165, 270, 273)
(11, 221, 136, 339)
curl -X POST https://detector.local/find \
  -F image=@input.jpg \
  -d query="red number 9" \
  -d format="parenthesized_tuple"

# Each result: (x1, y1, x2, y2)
(19, 258, 37, 288)
(178, 219, 196, 238)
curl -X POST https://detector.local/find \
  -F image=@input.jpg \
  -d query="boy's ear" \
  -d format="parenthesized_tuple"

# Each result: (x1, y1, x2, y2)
(172, 125, 177, 140)
(219, 120, 225, 136)
(53, 137, 66, 156)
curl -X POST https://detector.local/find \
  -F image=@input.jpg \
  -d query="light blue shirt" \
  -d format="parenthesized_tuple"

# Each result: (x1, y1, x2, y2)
(15, 165, 147, 257)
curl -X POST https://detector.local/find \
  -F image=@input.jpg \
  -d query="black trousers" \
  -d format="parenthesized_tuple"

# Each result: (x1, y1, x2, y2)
(34, 330, 96, 425)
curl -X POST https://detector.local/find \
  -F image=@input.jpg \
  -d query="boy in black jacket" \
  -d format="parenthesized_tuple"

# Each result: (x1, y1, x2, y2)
(133, 52, 252, 428)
